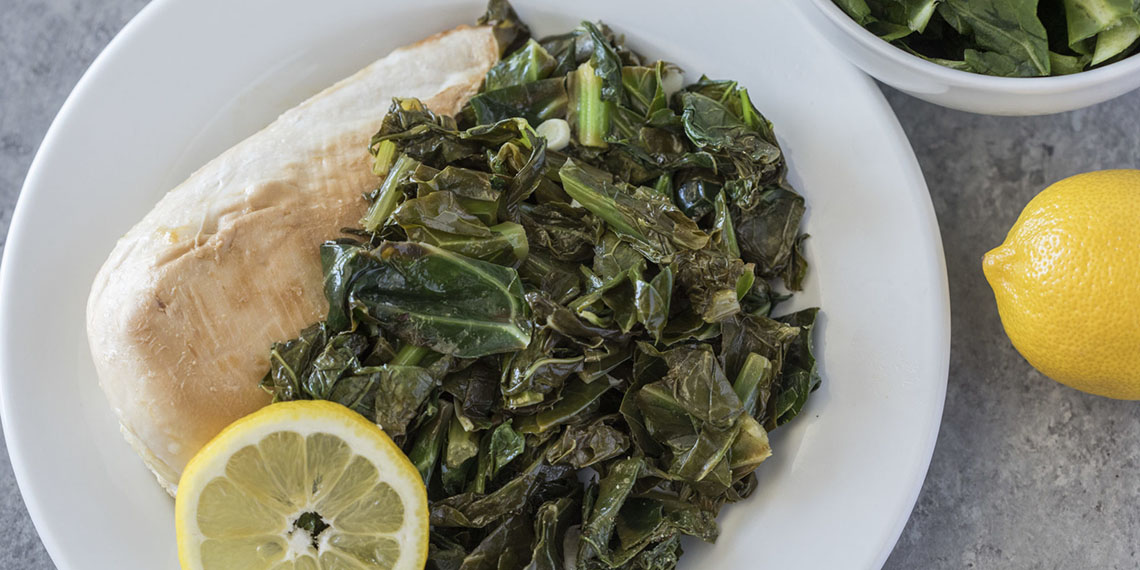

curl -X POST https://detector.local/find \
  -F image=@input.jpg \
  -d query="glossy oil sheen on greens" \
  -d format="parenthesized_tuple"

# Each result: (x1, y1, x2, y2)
(260, 1, 821, 569)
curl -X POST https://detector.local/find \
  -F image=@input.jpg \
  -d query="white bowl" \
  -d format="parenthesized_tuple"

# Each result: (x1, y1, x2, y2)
(794, 0, 1140, 115)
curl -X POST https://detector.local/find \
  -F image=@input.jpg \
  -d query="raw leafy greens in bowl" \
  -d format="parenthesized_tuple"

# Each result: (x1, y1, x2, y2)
(833, 0, 1140, 77)
(261, 2, 819, 568)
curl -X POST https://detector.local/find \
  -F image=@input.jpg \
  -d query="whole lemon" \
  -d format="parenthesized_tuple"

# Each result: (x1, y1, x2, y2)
(983, 169, 1140, 399)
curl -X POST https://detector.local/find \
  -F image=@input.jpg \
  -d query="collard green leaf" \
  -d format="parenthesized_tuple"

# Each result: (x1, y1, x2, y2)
(361, 153, 421, 234)
(833, 0, 1126, 76)
(443, 361, 499, 431)
(415, 166, 505, 224)
(624, 535, 682, 570)
(478, 0, 531, 56)
(734, 185, 806, 283)
(579, 457, 643, 565)
(834, 0, 874, 25)
(517, 377, 613, 434)
(634, 266, 673, 342)
(673, 248, 754, 323)
(518, 247, 583, 304)
(394, 192, 528, 264)
(409, 400, 451, 484)
(732, 352, 775, 418)
(559, 159, 709, 262)
(621, 62, 670, 118)
(459, 514, 534, 570)
(720, 313, 800, 384)
(667, 423, 740, 485)
(363, 364, 437, 438)
(673, 172, 720, 221)
(501, 329, 583, 409)
(729, 415, 772, 478)
(526, 291, 617, 349)
(680, 91, 782, 174)
(769, 308, 821, 427)
(469, 78, 569, 127)
(338, 241, 531, 358)
(489, 420, 526, 478)
(646, 343, 743, 430)
(525, 497, 578, 570)
(446, 407, 482, 469)
(634, 380, 696, 448)
(546, 416, 630, 469)
(537, 31, 585, 77)
(486, 39, 557, 90)
(499, 131, 548, 221)
(938, 0, 1051, 76)
(683, 78, 776, 146)
(582, 21, 625, 103)
(432, 457, 574, 529)
(262, 322, 330, 401)
(519, 202, 602, 262)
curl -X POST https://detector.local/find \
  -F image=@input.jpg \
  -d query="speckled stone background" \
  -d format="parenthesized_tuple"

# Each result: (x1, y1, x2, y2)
(2, 1, 1139, 568)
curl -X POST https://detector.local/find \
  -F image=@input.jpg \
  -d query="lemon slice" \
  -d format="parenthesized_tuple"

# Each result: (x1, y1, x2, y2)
(175, 401, 429, 570)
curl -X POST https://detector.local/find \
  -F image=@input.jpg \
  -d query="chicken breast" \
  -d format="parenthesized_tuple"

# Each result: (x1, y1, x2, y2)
(86, 24, 500, 495)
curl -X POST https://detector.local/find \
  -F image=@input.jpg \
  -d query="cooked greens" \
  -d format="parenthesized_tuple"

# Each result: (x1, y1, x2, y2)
(834, 0, 1140, 76)
(261, 2, 820, 568)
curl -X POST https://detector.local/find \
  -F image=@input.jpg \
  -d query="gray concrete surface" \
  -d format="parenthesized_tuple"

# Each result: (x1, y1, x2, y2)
(2, 1, 1139, 568)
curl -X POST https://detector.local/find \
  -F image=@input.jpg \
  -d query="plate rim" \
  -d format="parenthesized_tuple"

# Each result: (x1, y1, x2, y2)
(0, 1, 175, 567)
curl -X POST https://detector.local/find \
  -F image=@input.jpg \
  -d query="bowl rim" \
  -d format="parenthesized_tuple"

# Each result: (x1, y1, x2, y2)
(807, 0, 1140, 91)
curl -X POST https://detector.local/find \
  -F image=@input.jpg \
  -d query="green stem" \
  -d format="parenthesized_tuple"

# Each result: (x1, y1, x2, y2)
(407, 401, 451, 483)
(733, 352, 773, 417)
(371, 140, 398, 178)
(361, 154, 420, 233)
(391, 344, 431, 367)
(573, 60, 610, 148)
(714, 191, 741, 259)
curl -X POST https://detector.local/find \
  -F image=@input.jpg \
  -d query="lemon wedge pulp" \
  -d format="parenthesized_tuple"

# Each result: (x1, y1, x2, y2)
(175, 401, 429, 570)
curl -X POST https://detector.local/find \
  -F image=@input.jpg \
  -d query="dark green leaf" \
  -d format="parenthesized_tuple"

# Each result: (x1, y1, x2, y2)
(518, 202, 602, 262)
(734, 185, 806, 283)
(459, 515, 534, 570)
(559, 159, 709, 262)
(938, 0, 1051, 76)
(394, 192, 528, 264)
(486, 39, 557, 90)
(364, 365, 437, 438)
(408, 400, 451, 483)
(546, 416, 630, 468)
(517, 377, 613, 434)
(469, 78, 569, 126)
(634, 266, 673, 342)
(720, 312, 800, 384)
(478, 0, 531, 56)
(489, 420, 526, 478)
(579, 457, 643, 564)
(525, 497, 578, 570)
(680, 91, 782, 173)
(673, 248, 754, 323)
(582, 21, 625, 103)
(769, 308, 821, 427)
(501, 329, 583, 409)
(340, 241, 531, 358)
(518, 247, 583, 304)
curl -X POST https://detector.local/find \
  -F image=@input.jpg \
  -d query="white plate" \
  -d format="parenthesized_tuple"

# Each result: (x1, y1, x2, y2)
(0, 0, 949, 568)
